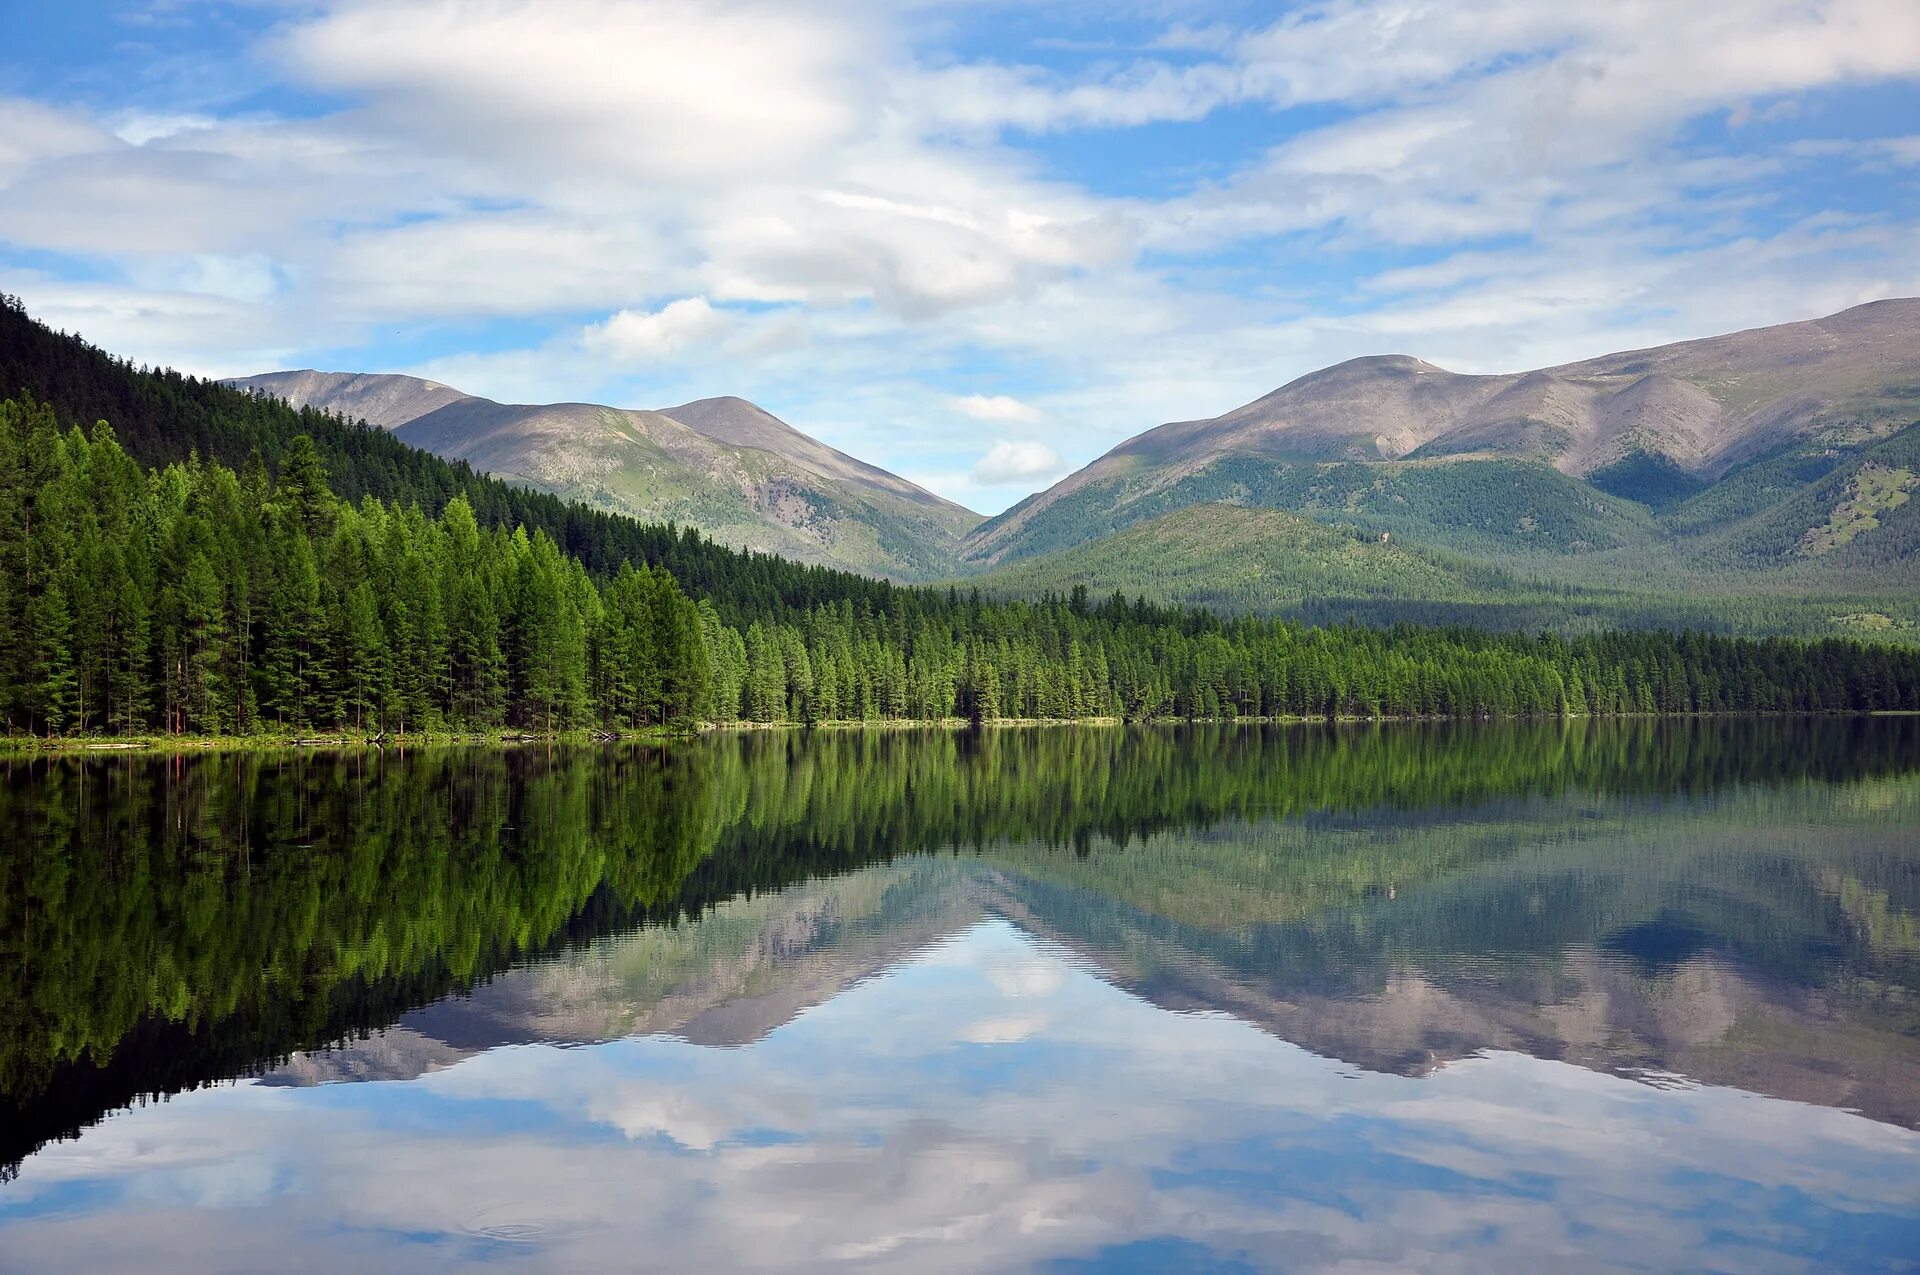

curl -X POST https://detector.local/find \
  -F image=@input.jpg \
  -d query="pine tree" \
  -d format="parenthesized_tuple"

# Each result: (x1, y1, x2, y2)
(25, 581, 77, 735)
(342, 580, 386, 732)
(178, 552, 227, 734)
(259, 521, 323, 729)
(275, 434, 337, 540)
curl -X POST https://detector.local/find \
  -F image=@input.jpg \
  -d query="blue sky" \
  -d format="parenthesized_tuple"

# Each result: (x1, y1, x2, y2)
(4, 1, 1920, 513)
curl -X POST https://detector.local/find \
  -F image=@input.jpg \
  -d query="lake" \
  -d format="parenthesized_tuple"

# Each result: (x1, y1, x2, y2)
(2, 720, 1918, 1272)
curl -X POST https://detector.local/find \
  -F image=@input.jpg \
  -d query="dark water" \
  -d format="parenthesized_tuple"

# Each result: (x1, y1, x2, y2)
(3, 720, 1919, 1272)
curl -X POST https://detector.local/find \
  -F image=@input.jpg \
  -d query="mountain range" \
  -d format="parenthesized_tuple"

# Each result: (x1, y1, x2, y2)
(228, 371, 981, 580)
(966, 298, 1920, 564)
(959, 299, 1920, 635)
(235, 299, 1920, 634)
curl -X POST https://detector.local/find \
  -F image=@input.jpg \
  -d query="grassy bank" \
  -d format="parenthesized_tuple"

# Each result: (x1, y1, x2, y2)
(11, 709, 1913, 755)
(0, 725, 694, 756)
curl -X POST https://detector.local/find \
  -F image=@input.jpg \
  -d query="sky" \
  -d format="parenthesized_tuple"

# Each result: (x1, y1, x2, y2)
(3, 1, 1920, 514)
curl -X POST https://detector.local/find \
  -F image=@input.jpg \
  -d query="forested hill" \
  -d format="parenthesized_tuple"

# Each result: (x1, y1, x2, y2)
(0, 295, 899, 625)
(5, 294, 1920, 739)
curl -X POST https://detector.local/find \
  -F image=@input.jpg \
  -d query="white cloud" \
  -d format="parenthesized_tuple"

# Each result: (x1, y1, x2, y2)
(583, 298, 731, 362)
(955, 1014, 1049, 1044)
(972, 439, 1066, 485)
(268, 0, 871, 190)
(984, 950, 1068, 999)
(109, 111, 220, 146)
(1792, 133, 1920, 168)
(1146, 0, 1920, 253)
(125, 253, 281, 305)
(324, 214, 676, 319)
(0, 97, 115, 175)
(949, 394, 1043, 424)
(8, 278, 304, 379)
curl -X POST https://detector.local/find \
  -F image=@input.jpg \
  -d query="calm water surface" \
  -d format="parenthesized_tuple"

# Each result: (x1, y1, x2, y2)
(2, 720, 1918, 1272)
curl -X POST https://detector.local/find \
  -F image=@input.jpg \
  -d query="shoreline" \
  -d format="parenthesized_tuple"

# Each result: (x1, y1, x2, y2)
(3, 709, 1914, 756)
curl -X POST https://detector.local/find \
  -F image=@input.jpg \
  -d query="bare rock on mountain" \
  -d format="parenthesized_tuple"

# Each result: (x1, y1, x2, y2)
(230, 370, 472, 431)
(663, 395, 976, 524)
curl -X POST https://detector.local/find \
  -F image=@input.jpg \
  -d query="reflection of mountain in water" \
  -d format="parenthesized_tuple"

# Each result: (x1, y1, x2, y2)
(4, 719, 1918, 1174)
(267, 859, 979, 1085)
(272, 778, 1920, 1131)
(980, 792, 1920, 1129)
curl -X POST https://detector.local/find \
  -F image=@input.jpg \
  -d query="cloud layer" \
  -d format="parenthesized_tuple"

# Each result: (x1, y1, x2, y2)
(4, 0, 1920, 510)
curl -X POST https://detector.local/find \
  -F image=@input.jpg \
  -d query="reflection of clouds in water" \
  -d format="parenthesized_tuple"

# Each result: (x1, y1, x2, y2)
(597, 1090, 738, 1150)
(956, 1014, 1050, 1044)
(119, 1155, 285, 1213)
(4, 923, 1919, 1274)
(983, 949, 1068, 1000)
(1373, 1052, 1920, 1212)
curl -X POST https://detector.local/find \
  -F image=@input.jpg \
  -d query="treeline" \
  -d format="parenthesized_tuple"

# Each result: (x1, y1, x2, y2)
(715, 591, 1920, 725)
(9, 721, 1914, 1094)
(681, 717, 1920, 890)
(5, 404, 1920, 737)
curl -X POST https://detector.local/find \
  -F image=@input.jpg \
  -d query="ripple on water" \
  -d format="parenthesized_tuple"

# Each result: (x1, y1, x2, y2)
(462, 1202, 553, 1246)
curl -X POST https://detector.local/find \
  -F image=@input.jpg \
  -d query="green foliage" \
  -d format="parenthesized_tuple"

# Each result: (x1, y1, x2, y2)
(0, 293, 912, 626)
(1679, 422, 1920, 571)
(0, 409, 706, 736)
(974, 503, 1526, 614)
(970, 502, 1920, 641)
(0, 744, 723, 1167)
(1795, 464, 1916, 555)
(7, 407, 1920, 735)
(971, 455, 1660, 568)
(963, 414, 1920, 634)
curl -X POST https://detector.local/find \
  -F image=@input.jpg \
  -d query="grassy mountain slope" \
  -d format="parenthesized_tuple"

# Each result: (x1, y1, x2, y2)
(972, 503, 1521, 613)
(970, 454, 1662, 569)
(232, 372, 980, 580)
(662, 395, 974, 527)
(970, 499, 1920, 639)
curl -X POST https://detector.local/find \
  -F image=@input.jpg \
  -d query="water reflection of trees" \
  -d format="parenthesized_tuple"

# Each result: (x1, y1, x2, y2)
(3, 717, 1916, 1172)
